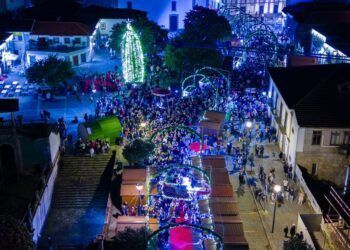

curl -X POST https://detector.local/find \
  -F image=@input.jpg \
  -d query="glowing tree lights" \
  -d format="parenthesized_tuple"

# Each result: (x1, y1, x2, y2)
(121, 22, 145, 83)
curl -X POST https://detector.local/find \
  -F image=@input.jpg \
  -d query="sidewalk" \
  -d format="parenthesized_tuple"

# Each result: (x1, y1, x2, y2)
(227, 143, 315, 250)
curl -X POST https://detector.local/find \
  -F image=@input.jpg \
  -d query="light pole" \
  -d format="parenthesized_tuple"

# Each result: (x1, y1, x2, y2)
(136, 183, 143, 216)
(271, 184, 281, 233)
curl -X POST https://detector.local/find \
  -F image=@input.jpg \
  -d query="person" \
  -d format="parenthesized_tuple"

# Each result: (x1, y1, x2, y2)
(239, 172, 245, 187)
(298, 231, 304, 240)
(298, 191, 305, 206)
(89, 147, 94, 158)
(283, 179, 289, 191)
(289, 187, 295, 202)
(283, 226, 289, 238)
(290, 224, 296, 238)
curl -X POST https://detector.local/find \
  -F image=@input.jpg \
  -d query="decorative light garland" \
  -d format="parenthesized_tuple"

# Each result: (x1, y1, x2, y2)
(121, 22, 145, 83)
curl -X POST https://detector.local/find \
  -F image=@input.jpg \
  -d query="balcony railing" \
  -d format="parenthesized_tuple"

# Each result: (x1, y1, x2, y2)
(28, 43, 87, 53)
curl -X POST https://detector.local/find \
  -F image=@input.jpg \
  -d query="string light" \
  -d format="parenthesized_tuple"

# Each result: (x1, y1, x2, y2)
(121, 22, 145, 83)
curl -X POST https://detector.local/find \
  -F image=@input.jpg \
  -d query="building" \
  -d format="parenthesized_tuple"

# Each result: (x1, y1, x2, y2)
(283, 2, 350, 63)
(0, 20, 33, 73)
(225, 0, 286, 16)
(116, 0, 220, 30)
(268, 64, 350, 186)
(26, 21, 95, 66)
(0, 0, 26, 14)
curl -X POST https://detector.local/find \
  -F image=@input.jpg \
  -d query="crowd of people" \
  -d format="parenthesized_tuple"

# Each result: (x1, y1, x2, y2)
(74, 138, 110, 156)
(79, 71, 122, 93)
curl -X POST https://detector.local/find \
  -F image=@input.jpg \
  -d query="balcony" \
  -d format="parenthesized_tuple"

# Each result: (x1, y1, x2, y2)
(28, 40, 87, 53)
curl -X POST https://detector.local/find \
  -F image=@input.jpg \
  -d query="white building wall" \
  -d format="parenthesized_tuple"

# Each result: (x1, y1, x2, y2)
(26, 47, 91, 66)
(97, 18, 128, 36)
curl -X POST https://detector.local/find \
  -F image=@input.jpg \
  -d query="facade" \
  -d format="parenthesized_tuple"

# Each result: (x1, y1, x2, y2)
(116, 0, 219, 30)
(283, 2, 350, 63)
(26, 21, 94, 66)
(225, 0, 286, 16)
(268, 64, 350, 186)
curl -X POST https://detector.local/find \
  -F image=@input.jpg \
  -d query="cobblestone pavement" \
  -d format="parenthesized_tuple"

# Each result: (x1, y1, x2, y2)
(227, 142, 316, 250)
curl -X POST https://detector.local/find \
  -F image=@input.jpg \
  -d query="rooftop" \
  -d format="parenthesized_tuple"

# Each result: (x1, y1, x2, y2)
(31, 21, 94, 36)
(269, 64, 350, 128)
(284, 2, 350, 55)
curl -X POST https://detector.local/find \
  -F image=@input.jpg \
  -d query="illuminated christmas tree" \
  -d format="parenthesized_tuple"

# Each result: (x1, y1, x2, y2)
(121, 22, 145, 83)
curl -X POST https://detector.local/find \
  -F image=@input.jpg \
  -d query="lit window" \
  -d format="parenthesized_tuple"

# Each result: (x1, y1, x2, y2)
(330, 131, 341, 145)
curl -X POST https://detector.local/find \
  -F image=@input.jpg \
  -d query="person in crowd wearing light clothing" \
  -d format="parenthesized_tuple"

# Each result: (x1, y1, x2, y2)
(89, 147, 94, 158)
(298, 191, 305, 206)
(283, 178, 289, 191)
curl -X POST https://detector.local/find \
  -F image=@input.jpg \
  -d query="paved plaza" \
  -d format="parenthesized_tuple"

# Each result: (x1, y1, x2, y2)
(227, 142, 316, 250)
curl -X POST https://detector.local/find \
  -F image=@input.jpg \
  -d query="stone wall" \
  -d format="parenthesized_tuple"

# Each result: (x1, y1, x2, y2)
(296, 151, 349, 186)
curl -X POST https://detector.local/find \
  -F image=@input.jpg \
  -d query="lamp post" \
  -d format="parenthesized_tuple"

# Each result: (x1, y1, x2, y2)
(136, 183, 143, 216)
(246, 121, 252, 129)
(271, 184, 281, 233)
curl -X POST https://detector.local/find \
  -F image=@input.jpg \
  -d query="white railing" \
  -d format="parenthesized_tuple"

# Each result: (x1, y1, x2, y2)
(31, 151, 60, 242)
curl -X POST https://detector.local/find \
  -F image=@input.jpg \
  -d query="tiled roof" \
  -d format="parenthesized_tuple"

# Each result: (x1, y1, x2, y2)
(31, 21, 94, 36)
(269, 64, 350, 128)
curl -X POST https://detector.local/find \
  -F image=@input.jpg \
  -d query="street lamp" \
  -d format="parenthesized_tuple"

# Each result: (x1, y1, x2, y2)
(140, 122, 147, 128)
(246, 121, 252, 129)
(136, 184, 143, 216)
(271, 184, 281, 233)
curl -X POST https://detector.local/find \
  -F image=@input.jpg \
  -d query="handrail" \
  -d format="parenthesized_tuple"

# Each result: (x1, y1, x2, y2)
(324, 214, 350, 248)
(329, 187, 350, 215)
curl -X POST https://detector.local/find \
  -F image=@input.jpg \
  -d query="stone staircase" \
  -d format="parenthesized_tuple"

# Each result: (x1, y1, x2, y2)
(38, 153, 115, 248)
(52, 154, 113, 208)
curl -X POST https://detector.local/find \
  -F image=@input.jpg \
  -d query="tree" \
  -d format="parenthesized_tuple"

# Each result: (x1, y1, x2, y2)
(284, 237, 313, 250)
(164, 6, 231, 74)
(112, 226, 151, 250)
(122, 139, 154, 165)
(0, 215, 34, 250)
(110, 17, 168, 65)
(182, 5, 231, 44)
(26, 55, 74, 88)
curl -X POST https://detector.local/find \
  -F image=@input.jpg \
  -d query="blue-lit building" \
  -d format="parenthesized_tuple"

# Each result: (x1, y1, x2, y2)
(84, 0, 220, 30)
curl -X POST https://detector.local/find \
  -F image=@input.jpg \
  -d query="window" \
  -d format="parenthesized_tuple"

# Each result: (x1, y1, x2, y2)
(284, 111, 288, 128)
(240, 6, 246, 13)
(64, 38, 70, 44)
(273, 4, 278, 14)
(100, 22, 106, 30)
(73, 38, 81, 44)
(127, 1, 132, 9)
(312, 130, 322, 145)
(311, 163, 317, 175)
(330, 131, 341, 145)
(171, 1, 176, 11)
(17, 35, 22, 41)
(80, 53, 86, 63)
(259, 5, 264, 15)
(279, 102, 283, 118)
(169, 15, 178, 32)
(53, 37, 59, 44)
(344, 131, 350, 145)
